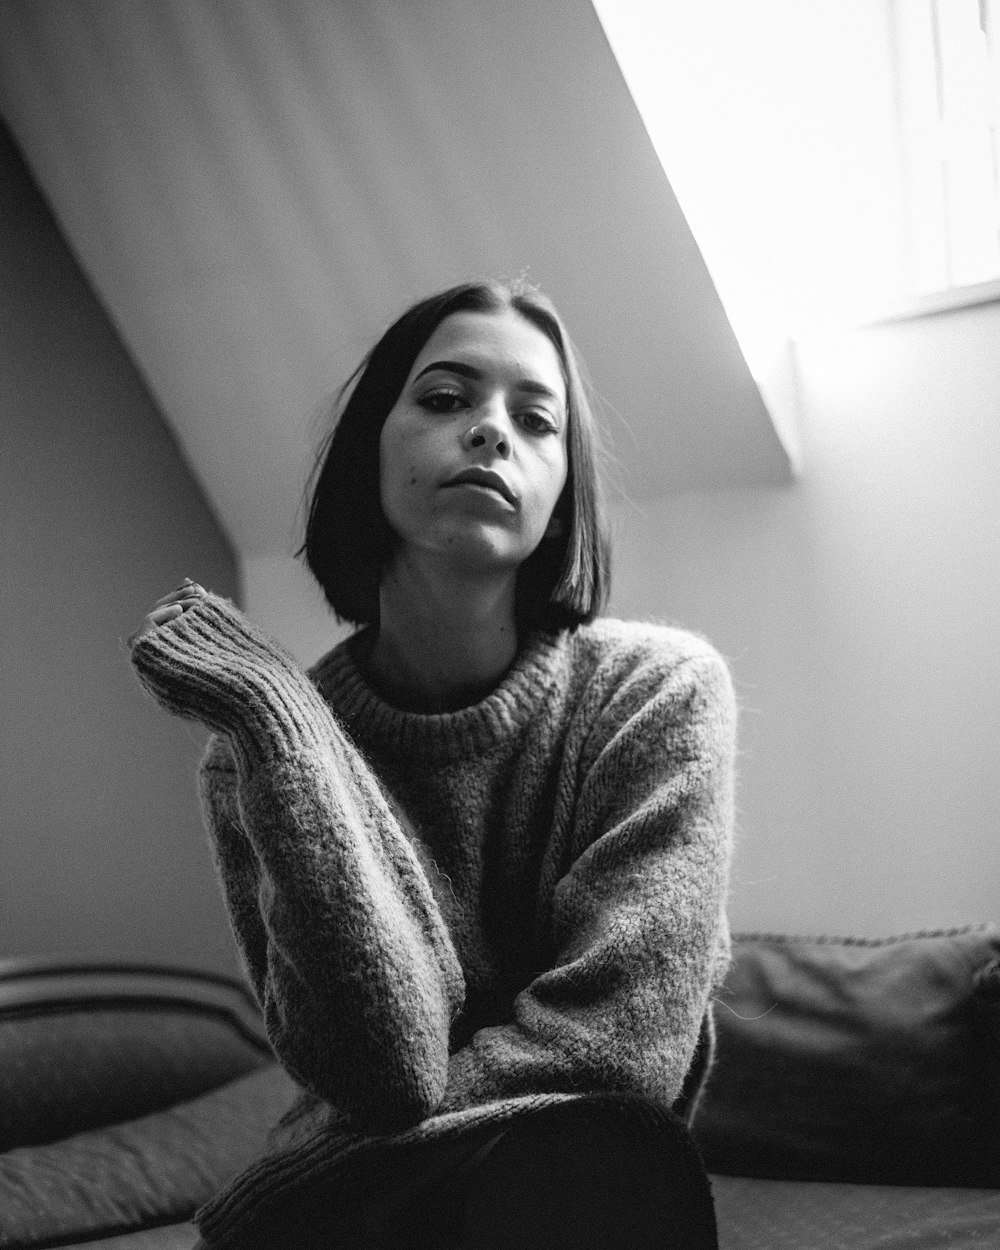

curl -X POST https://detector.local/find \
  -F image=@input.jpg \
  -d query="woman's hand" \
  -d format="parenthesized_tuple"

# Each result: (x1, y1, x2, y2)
(130, 579, 208, 645)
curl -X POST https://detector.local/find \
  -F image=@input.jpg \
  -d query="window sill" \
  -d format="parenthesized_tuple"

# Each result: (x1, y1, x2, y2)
(861, 277, 1000, 328)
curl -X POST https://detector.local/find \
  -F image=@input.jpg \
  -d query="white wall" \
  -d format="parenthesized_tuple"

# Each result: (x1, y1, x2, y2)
(608, 301, 1000, 937)
(241, 553, 351, 670)
(1, 124, 242, 974)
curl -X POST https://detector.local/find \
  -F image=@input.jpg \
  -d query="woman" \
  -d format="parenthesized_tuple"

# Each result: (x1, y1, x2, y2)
(130, 279, 736, 1249)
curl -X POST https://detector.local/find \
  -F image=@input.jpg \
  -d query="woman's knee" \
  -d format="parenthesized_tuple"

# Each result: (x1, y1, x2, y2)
(455, 1094, 719, 1250)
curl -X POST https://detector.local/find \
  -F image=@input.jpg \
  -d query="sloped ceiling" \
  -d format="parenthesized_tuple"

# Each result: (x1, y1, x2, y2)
(0, 0, 793, 560)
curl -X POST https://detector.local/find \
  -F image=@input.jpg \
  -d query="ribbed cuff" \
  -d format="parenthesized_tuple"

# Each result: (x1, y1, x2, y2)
(129, 594, 336, 766)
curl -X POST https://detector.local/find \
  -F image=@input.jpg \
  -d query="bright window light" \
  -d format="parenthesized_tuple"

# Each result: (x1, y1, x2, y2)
(593, 0, 999, 380)
(890, 0, 1000, 292)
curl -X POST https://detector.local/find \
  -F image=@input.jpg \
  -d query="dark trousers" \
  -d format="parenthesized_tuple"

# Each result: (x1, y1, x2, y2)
(194, 1093, 718, 1249)
(343, 1094, 719, 1249)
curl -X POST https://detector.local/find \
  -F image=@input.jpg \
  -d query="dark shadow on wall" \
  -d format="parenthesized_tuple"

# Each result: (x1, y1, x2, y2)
(0, 121, 242, 976)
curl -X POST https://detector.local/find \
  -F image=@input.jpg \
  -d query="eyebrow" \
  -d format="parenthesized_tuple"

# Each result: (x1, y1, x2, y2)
(412, 359, 563, 401)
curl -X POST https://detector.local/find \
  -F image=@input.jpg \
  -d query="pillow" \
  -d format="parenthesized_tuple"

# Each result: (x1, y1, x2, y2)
(0, 1062, 299, 1248)
(0, 960, 272, 1150)
(693, 925, 1000, 1187)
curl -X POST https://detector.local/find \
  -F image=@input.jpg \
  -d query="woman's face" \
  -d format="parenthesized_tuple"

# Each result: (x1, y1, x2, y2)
(379, 308, 569, 578)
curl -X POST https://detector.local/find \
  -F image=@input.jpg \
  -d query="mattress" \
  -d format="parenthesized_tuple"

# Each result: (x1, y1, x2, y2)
(712, 1175, 1000, 1250)
(53, 1227, 200, 1250)
(53, 1181, 1000, 1250)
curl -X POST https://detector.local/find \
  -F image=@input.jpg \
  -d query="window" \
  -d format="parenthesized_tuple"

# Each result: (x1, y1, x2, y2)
(889, 0, 1000, 293)
(593, 0, 1000, 378)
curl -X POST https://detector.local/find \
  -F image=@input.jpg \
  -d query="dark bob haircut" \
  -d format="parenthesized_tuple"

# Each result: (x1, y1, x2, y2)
(299, 278, 611, 632)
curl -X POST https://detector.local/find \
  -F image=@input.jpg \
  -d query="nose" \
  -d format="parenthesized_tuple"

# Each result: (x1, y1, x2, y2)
(463, 402, 512, 458)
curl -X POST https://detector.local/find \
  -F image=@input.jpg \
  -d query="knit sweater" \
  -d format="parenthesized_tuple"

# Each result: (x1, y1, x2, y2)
(129, 594, 736, 1247)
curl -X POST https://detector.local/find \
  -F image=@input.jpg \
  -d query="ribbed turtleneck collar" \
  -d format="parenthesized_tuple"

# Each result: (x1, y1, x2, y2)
(310, 627, 570, 764)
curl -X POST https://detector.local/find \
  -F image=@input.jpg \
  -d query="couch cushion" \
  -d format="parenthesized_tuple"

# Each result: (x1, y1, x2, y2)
(0, 1062, 299, 1248)
(0, 960, 273, 1150)
(712, 1174, 1000, 1250)
(694, 925, 1000, 1187)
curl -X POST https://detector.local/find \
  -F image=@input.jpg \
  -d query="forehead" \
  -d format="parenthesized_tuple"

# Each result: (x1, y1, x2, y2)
(409, 309, 567, 402)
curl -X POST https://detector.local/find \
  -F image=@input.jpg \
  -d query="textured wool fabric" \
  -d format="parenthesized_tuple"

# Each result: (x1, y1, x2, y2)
(129, 594, 736, 1247)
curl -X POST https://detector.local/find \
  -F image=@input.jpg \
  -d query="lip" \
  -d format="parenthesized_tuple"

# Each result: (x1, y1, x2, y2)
(444, 467, 519, 507)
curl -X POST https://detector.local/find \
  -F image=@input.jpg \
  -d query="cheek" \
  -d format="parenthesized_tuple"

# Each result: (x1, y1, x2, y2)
(380, 413, 447, 516)
(543, 447, 570, 509)
(379, 420, 411, 506)
(379, 433, 428, 536)
(381, 463, 418, 525)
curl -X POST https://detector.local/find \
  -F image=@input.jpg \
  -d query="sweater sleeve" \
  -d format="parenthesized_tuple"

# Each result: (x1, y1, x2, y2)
(439, 643, 736, 1114)
(129, 594, 465, 1129)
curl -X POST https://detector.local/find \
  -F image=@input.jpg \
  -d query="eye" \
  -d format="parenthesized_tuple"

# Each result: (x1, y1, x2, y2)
(417, 388, 466, 415)
(518, 409, 558, 435)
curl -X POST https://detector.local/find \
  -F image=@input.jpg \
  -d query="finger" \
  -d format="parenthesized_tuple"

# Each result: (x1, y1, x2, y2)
(144, 601, 196, 629)
(154, 588, 187, 607)
(149, 603, 186, 625)
(154, 584, 205, 608)
(155, 598, 200, 618)
(128, 603, 183, 646)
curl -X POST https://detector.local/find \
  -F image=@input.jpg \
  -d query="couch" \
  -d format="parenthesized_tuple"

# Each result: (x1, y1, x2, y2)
(2, 924, 998, 1249)
(699, 924, 1000, 1248)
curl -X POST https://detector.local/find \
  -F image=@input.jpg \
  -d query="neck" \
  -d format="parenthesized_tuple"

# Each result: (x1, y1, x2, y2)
(365, 558, 520, 712)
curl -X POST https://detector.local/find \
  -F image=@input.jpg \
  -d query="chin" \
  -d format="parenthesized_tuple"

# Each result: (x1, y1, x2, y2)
(436, 527, 536, 573)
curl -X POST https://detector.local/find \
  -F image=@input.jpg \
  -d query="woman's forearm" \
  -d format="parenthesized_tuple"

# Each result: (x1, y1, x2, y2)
(132, 596, 465, 1128)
